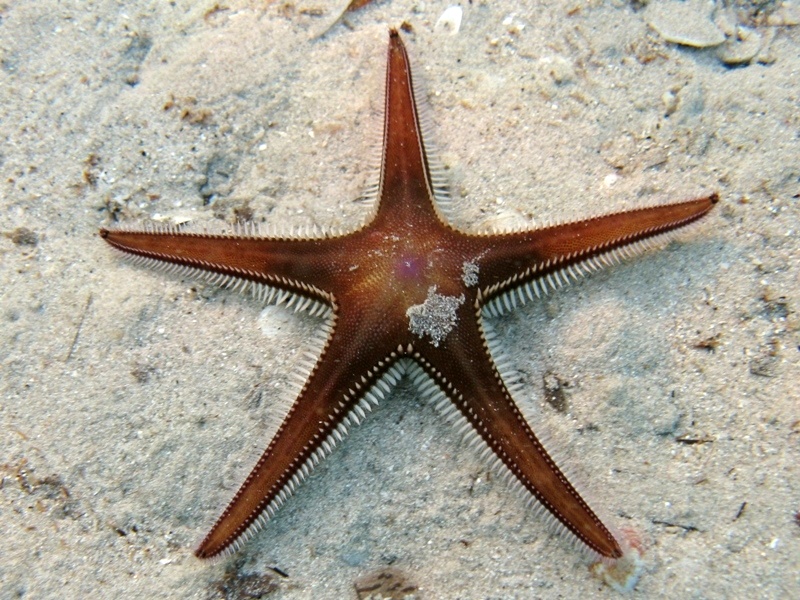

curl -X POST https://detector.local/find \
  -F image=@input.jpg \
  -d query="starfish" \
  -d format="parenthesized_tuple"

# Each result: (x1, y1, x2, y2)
(100, 29, 717, 586)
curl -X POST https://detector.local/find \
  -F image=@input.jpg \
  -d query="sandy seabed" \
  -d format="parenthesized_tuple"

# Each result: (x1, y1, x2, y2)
(1, 1, 798, 598)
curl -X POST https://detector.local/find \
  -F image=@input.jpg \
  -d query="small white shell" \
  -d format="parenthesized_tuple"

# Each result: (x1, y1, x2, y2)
(435, 5, 463, 35)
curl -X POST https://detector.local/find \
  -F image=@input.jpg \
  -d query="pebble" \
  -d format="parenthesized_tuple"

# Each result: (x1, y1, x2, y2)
(662, 89, 679, 116)
(716, 26, 762, 65)
(645, 0, 726, 48)
(767, 2, 800, 26)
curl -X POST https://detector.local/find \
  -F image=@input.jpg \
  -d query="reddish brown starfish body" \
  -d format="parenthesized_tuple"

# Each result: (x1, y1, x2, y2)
(101, 30, 717, 586)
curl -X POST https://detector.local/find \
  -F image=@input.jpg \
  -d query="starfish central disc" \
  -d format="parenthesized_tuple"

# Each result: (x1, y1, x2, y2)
(396, 254, 426, 281)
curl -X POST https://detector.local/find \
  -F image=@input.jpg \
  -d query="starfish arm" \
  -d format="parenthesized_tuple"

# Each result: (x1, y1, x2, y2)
(414, 319, 624, 560)
(369, 29, 444, 226)
(99, 226, 341, 306)
(195, 312, 405, 559)
(474, 194, 718, 306)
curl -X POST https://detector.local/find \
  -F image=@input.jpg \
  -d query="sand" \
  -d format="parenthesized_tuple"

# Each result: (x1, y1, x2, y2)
(1, 1, 798, 598)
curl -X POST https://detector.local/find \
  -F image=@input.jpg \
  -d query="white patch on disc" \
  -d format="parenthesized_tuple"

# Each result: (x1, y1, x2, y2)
(406, 286, 465, 347)
(462, 259, 479, 287)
